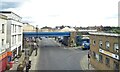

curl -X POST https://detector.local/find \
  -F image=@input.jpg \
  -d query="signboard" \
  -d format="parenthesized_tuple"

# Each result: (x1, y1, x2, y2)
(0, 52, 7, 60)
(99, 49, 119, 60)
(0, 48, 6, 54)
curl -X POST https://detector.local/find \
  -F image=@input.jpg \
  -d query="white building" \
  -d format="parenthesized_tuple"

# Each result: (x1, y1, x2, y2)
(0, 14, 10, 71)
(0, 14, 8, 54)
(0, 11, 23, 60)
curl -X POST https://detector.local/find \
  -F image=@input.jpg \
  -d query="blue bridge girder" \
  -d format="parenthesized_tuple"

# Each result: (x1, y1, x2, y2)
(23, 32, 71, 37)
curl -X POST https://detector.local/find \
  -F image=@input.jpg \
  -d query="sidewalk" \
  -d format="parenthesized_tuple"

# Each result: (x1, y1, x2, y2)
(9, 52, 25, 70)
(80, 55, 95, 70)
(29, 48, 40, 70)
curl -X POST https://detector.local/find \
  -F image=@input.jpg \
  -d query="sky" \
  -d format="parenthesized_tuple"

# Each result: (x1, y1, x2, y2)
(0, 0, 120, 28)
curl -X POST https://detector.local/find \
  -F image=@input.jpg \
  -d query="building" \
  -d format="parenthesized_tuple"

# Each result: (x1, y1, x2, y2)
(41, 26, 53, 32)
(89, 32, 120, 70)
(23, 23, 36, 32)
(0, 11, 23, 61)
(59, 27, 77, 47)
(0, 14, 10, 72)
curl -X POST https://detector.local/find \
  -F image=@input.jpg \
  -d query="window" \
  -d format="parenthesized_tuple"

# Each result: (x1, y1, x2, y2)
(13, 25, 14, 33)
(114, 43, 119, 52)
(2, 24, 4, 33)
(93, 51, 96, 59)
(2, 39, 4, 46)
(106, 41, 110, 49)
(19, 26, 21, 32)
(99, 54, 103, 63)
(99, 40, 102, 48)
(15, 25, 16, 32)
(114, 61, 119, 70)
(93, 40, 96, 45)
(12, 36, 14, 45)
(18, 35, 20, 42)
(96, 54, 99, 61)
(105, 57, 110, 67)
(15, 35, 16, 44)
(11, 25, 13, 33)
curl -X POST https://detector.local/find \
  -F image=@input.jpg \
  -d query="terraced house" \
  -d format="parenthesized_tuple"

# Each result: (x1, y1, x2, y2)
(89, 32, 120, 70)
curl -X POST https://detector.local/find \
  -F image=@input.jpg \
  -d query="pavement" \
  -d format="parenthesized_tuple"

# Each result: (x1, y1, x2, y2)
(9, 52, 25, 70)
(80, 55, 95, 70)
(29, 46, 40, 70)
(8, 38, 41, 71)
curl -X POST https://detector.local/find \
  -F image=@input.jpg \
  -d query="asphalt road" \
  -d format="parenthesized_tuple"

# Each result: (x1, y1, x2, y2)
(35, 38, 88, 70)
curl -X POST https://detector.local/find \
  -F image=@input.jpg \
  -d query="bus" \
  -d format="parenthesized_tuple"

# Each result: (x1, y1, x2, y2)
(81, 37, 90, 50)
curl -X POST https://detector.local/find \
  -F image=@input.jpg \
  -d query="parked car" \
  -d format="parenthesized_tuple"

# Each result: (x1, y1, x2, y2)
(58, 39, 63, 43)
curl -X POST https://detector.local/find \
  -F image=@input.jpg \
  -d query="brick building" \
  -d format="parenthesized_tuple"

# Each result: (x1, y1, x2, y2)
(89, 32, 120, 70)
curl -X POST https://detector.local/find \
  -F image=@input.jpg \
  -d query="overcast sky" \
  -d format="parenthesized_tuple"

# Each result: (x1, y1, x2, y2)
(0, 0, 120, 28)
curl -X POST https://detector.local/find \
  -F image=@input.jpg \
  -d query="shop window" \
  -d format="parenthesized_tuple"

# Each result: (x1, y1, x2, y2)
(99, 40, 102, 48)
(114, 61, 119, 70)
(113, 43, 119, 53)
(105, 57, 110, 67)
(99, 54, 103, 63)
(106, 41, 110, 49)
(96, 54, 99, 61)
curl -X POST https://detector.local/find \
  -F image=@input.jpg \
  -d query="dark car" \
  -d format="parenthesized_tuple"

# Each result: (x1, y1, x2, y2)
(58, 39, 63, 43)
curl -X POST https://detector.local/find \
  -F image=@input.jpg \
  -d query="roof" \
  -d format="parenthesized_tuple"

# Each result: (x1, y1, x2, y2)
(78, 29, 97, 32)
(41, 26, 52, 29)
(89, 32, 120, 37)
(0, 11, 22, 19)
(60, 27, 76, 32)
(0, 14, 7, 19)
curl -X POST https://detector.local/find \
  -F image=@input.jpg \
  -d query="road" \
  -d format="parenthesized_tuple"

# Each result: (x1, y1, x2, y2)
(35, 38, 88, 70)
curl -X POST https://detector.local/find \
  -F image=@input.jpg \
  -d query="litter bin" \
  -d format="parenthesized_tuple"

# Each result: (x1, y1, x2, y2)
(8, 61, 14, 68)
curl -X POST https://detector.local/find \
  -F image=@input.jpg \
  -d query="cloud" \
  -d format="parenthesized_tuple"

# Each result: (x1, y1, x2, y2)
(106, 14, 118, 19)
(0, 2, 20, 10)
(1, 0, 120, 28)
(0, 0, 28, 10)
(21, 16, 35, 23)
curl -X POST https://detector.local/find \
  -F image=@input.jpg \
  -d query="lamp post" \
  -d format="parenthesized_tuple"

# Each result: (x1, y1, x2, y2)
(35, 25, 38, 56)
(36, 25, 38, 39)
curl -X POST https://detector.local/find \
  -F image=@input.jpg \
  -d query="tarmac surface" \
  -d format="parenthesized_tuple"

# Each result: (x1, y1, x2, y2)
(9, 37, 94, 71)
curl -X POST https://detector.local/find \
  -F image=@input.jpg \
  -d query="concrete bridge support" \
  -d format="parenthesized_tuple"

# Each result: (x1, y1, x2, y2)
(68, 32, 77, 47)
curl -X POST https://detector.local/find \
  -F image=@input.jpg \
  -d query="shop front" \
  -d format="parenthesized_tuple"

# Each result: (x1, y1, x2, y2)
(18, 46, 22, 58)
(12, 48, 17, 61)
(18, 46, 21, 54)
(0, 52, 8, 72)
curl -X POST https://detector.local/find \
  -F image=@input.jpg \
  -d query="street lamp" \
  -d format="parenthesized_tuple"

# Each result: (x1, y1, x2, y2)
(36, 25, 38, 39)
(35, 25, 38, 56)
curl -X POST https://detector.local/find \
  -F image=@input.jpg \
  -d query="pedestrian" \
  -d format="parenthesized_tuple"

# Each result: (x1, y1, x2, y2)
(88, 53, 90, 59)
(87, 51, 90, 69)
(17, 63, 24, 72)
